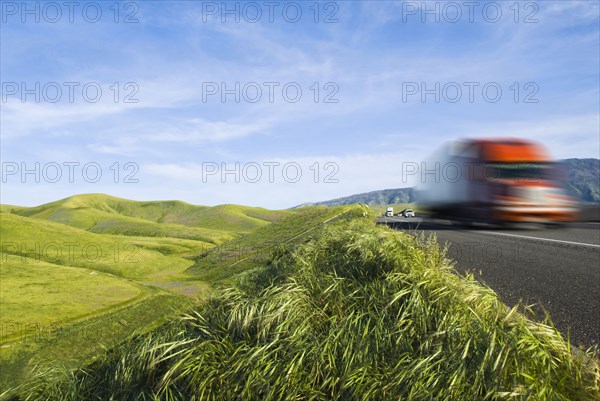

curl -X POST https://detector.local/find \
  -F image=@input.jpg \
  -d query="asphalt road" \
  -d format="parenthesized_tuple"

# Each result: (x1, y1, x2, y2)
(377, 216, 600, 348)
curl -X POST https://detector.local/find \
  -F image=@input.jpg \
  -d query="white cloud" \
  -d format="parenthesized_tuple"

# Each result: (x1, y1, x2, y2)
(2, 0, 597, 207)
(460, 113, 600, 159)
(145, 117, 274, 143)
(142, 152, 420, 208)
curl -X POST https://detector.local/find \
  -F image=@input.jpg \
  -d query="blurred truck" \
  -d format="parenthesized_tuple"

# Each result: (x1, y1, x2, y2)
(415, 138, 578, 225)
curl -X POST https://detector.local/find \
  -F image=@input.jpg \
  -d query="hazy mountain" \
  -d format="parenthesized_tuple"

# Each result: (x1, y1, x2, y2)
(562, 158, 600, 203)
(301, 158, 599, 207)
(296, 188, 415, 208)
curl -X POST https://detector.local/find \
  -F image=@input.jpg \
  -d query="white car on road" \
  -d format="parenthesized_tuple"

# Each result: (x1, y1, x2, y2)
(398, 209, 415, 218)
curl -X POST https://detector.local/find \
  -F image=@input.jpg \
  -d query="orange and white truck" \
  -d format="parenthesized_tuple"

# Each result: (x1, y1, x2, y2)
(416, 138, 578, 225)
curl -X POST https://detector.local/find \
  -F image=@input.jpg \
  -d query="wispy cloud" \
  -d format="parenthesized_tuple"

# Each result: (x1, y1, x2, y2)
(2, 0, 597, 207)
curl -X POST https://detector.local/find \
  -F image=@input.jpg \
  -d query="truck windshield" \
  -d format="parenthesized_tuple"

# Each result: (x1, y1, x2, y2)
(486, 163, 550, 181)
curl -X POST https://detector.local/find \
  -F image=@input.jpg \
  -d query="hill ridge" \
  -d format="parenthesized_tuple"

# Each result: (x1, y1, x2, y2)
(1, 194, 291, 241)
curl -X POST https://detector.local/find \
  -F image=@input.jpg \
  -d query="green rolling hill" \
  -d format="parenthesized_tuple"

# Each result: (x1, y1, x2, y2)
(7, 216, 598, 401)
(0, 213, 195, 280)
(0, 194, 305, 391)
(188, 205, 355, 284)
(3, 194, 292, 244)
(0, 194, 303, 283)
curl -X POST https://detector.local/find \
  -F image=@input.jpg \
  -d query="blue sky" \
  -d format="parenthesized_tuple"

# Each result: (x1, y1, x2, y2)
(1, 0, 599, 208)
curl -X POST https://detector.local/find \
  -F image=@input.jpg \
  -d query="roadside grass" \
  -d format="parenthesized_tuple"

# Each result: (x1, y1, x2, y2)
(0, 196, 300, 396)
(187, 205, 356, 284)
(10, 216, 598, 400)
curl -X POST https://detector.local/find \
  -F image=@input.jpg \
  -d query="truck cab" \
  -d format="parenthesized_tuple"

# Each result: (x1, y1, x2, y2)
(417, 138, 579, 224)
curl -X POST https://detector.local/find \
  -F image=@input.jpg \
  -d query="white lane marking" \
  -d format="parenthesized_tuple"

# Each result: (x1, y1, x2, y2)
(479, 231, 600, 249)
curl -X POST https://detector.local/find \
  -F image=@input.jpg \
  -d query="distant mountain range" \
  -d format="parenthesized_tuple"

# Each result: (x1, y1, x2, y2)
(295, 188, 415, 208)
(299, 158, 599, 207)
(562, 158, 600, 204)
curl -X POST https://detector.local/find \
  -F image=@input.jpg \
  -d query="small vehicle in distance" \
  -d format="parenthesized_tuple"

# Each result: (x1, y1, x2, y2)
(398, 209, 415, 218)
(385, 207, 394, 217)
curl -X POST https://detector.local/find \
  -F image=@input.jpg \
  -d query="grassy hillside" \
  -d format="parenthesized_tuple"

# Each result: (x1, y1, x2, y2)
(0, 205, 27, 214)
(1, 254, 142, 328)
(165, 203, 290, 233)
(0, 213, 194, 280)
(0, 288, 189, 393)
(8, 194, 289, 240)
(104, 234, 211, 258)
(0, 208, 202, 391)
(0, 195, 309, 395)
(188, 205, 356, 284)
(9, 218, 598, 400)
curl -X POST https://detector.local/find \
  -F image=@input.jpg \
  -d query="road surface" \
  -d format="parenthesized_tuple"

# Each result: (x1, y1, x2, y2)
(377, 216, 600, 348)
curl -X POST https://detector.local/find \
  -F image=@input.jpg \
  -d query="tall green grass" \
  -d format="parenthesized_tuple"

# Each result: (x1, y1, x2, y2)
(7, 218, 599, 400)
(0, 290, 190, 393)
(188, 206, 352, 284)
